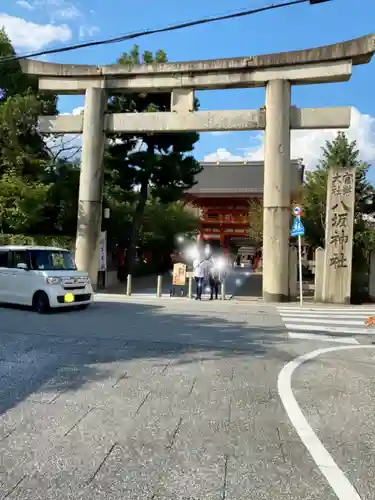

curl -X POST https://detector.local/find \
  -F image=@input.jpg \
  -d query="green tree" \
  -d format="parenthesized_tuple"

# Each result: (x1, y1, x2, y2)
(0, 29, 84, 237)
(105, 45, 202, 272)
(303, 132, 375, 295)
(248, 199, 263, 245)
(141, 199, 198, 252)
(0, 174, 49, 233)
(0, 29, 57, 181)
(248, 197, 301, 245)
(37, 160, 81, 235)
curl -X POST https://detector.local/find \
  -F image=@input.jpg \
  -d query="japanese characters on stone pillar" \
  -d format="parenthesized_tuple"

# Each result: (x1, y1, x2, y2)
(322, 167, 356, 303)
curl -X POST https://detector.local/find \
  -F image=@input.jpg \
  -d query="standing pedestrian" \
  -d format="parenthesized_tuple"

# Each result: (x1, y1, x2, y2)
(208, 258, 220, 300)
(193, 255, 205, 300)
(117, 246, 126, 282)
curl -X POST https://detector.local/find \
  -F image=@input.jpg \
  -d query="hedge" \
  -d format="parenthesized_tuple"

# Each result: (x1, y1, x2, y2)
(0, 234, 74, 249)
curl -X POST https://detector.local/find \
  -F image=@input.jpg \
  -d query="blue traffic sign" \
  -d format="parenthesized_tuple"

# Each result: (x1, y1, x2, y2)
(290, 216, 305, 237)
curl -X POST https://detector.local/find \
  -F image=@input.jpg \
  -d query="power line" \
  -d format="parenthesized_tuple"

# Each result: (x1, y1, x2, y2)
(2, 0, 310, 63)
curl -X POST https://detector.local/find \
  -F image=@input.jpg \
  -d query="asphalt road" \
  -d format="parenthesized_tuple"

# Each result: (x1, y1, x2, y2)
(0, 297, 374, 499)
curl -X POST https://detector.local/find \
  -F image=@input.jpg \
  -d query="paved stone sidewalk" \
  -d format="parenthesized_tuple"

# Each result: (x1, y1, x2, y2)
(0, 299, 373, 499)
(103, 267, 248, 298)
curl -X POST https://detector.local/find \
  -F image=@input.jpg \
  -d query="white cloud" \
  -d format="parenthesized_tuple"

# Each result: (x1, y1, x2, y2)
(33, 0, 81, 21)
(72, 106, 84, 115)
(204, 108, 375, 170)
(205, 148, 246, 162)
(0, 13, 72, 50)
(79, 25, 100, 39)
(16, 0, 34, 9)
(54, 5, 80, 20)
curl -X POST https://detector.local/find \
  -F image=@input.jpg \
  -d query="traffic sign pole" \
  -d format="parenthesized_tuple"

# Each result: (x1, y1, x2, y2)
(291, 206, 303, 305)
(298, 233, 303, 306)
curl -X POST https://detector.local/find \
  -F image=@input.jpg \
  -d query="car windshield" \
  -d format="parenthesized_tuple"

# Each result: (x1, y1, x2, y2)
(30, 249, 77, 271)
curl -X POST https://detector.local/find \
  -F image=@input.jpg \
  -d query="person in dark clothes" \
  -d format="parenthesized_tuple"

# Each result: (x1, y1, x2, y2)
(117, 246, 126, 282)
(208, 258, 221, 300)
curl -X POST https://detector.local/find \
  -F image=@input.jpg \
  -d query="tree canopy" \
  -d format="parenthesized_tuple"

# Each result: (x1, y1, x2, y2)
(303, 133, 375, 242)
(105, 45, 202, 271)
(0, 29, 58, 234)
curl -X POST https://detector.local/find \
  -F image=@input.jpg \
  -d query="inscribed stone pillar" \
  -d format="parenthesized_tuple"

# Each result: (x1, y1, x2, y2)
(322, 167, 356, 303)
(262, 79, 291, 302)
(75, 87, 106, 286)
(314, 247, 324, 302)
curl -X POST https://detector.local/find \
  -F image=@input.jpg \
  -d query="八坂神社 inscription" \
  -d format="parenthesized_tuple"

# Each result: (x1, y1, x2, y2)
(329, 200, 351, 269)
(322, 167, 356, 303)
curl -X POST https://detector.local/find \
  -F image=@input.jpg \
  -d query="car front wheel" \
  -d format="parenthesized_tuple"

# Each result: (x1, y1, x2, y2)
(33, 291, 50, 314)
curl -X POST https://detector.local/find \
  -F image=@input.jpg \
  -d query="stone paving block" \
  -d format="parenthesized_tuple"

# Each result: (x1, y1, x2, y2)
(153, 412, 228, 499)
(0, 351, 62, 412)
(0, 470, 27, 497)
(4, 396, 157, 498)
(7, 432, 117, 500)
(225, 457, 330, 500)
(0, 402, 91, 475)
(0, 399, 85, 439)
(78, 373, 231, 499)
(59, 364, 145, 409)
(27, 364, 85, 404)
(77, 413, 182, 500)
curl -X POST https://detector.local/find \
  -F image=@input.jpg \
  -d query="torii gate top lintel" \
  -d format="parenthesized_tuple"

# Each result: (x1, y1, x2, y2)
(21, 33, 375, 79)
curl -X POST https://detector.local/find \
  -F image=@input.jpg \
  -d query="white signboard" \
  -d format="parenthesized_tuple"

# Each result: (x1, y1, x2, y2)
(99, 231, 107, 271)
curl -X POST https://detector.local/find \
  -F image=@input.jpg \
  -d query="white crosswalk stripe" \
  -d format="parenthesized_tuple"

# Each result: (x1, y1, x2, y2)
(277, 305, 375, 344)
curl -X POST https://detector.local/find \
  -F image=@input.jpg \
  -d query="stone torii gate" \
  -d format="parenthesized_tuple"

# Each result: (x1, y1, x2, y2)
(21, 34, 375, 301)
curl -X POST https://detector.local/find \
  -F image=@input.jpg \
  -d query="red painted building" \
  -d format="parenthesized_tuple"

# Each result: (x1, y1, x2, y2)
(185, 160, 303, 254)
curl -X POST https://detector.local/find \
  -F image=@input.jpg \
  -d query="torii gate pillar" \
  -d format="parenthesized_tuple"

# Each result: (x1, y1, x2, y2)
(263, 79, 291, 301)
(75, 87, 106, 286)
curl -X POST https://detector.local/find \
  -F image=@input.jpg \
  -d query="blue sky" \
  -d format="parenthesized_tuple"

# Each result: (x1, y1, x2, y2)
(1, 0, 375, 174)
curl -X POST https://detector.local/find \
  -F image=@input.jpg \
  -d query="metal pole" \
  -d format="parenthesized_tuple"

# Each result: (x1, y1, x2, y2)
(156, 275, 162, 297)
(188, 277, 193, 299)
(221, 278, 226, 300)
(298, 235, 303, 306)
(126, 274, 132, 295)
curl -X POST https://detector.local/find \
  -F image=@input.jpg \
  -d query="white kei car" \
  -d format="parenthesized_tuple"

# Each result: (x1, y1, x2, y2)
(0, 245, 93, 313)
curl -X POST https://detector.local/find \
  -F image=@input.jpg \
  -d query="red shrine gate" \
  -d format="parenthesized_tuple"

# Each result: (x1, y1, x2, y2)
(196, 199, 249, 254)
(185, 161, 304, 254)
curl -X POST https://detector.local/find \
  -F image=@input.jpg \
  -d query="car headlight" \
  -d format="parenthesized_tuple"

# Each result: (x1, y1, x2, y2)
(46, 277, 61, 285)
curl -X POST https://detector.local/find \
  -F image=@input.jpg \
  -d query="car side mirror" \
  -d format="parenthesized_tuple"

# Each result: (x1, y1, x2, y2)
(16, 263, 28, 270)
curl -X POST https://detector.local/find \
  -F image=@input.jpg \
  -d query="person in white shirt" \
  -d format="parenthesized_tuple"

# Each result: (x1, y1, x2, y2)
(193, 256, 205, 300)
